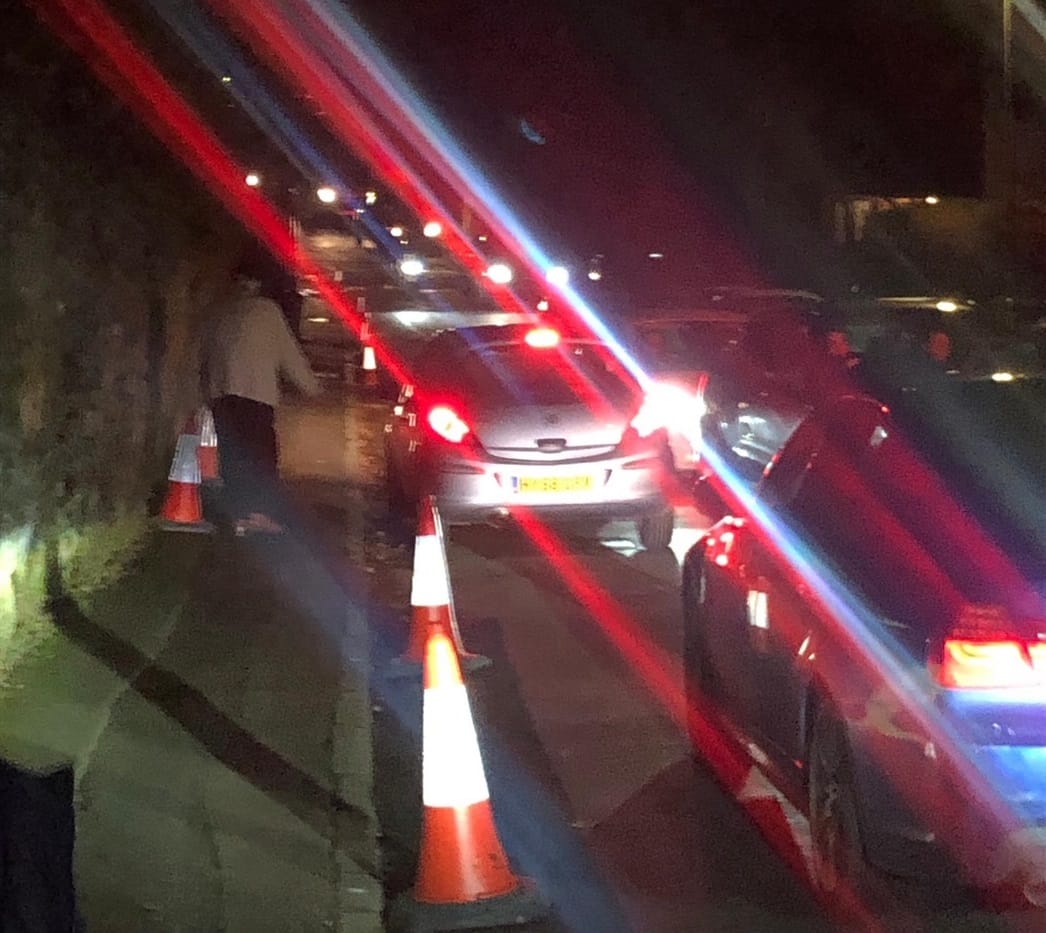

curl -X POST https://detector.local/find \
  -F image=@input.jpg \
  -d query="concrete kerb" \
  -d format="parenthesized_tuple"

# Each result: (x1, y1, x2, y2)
(332, 399, 386, 931)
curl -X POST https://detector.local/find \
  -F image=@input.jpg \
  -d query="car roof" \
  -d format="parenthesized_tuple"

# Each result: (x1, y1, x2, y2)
(424, 322, 604, 353)
(631, 308, 752, 326)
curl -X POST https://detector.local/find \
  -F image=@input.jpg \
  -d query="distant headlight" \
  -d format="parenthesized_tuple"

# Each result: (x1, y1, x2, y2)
(631, 382, 708, 438)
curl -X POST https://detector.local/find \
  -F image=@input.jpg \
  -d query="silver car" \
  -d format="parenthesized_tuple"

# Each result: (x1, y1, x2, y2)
(384, 323, 675, 548)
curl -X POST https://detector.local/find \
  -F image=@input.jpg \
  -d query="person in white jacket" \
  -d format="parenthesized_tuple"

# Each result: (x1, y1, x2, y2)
(202, 261, 321, 535)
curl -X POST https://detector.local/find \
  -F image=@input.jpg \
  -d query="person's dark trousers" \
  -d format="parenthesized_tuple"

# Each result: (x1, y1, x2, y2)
(210, 394, 280, 523)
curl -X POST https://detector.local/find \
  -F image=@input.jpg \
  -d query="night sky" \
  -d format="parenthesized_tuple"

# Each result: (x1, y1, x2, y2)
(350, 0, 987, 295)
(27, 0, 993, 299)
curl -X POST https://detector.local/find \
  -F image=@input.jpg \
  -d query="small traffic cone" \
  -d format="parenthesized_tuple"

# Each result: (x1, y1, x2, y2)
(388, 496, 489, 676)
(197, 406, 222, 487)
(361, 343, 378, 388)
(388, 624, 546, 931)
(159, 417, 214, 534)
(358, 307, 379, 389)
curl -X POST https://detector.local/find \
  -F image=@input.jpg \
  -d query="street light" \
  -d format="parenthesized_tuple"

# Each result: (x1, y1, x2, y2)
(364, 190, 378, 205)
(244, 172, 261, 188)
(486, 262, 513, 284)
(423, 221, 443, 238)
(389, 225, 404, 238)
(316, 186, 338, 204)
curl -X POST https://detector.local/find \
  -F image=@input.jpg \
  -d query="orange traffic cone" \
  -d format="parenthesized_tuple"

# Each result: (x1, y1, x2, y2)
(197, 405, 222, 486)
(358, 307, 379, 389)
(361, 343, 378, 388)
(388, 624, 546, 931)
(389, 496, 489, 676)
(159, 417, 214, 533)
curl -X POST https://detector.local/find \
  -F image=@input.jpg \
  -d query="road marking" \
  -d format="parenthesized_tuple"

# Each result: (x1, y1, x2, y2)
(734, 766, 815, 881)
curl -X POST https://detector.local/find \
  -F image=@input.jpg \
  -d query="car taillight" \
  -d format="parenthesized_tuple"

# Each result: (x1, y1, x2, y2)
(933, 604, 1046, 689)
(704, 518, 744, 569)
(426, 404, 471, 444)
(936, 639, 1042, 689)
(525, 326, 560, 348)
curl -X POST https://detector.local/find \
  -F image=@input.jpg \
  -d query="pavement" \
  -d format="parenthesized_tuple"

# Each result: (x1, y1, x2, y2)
(0, 383, 388, 932)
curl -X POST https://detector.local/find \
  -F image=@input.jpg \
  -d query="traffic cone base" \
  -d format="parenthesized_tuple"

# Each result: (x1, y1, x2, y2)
(388, 877, 545, 932)
(160, 484, 214, 534)
(415, 806, 517, 903)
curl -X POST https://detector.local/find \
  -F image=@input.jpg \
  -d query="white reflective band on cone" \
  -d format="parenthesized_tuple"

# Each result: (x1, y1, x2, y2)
(411, 535, 452, 607)
(422, 682, 490, 807)
(169, 434, 201, 484)
(362, 345, 377, 371)
(198, 407, 218, 445)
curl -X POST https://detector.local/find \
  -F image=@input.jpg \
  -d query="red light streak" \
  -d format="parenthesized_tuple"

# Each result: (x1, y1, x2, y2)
(203, 0, 617, 415)
(508, 507, 878, 926)
(30, 0, 411, 388)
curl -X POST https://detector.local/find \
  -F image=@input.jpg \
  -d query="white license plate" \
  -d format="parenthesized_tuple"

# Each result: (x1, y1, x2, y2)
(511, 474, 594, 494)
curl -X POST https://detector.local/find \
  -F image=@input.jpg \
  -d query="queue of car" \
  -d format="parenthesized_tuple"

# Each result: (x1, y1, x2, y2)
(378, 289, 1046, 911)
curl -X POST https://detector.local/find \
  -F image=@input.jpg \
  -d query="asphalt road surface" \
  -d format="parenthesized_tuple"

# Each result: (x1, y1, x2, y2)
(349, 399, 1046, 933)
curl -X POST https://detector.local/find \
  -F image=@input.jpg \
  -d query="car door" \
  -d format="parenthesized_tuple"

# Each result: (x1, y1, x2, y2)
(748, 400, 899, 766)
(700, 418, 824, 743)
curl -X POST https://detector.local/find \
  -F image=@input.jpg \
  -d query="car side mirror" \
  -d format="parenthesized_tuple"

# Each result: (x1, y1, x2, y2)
(692, 473, 728, 524)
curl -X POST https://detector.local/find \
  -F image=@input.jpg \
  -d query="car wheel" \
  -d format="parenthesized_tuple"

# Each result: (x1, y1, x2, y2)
(808, 704, 872, 901)
(637, 507, 674, 550)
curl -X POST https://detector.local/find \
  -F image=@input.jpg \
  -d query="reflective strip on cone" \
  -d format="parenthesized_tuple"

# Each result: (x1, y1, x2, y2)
(411, 535, 452, 608)
(422, 655, 489, 808)
(197, 407, 221, 483)
(197, 406, 218, 446)
(168, 433, 201, 484)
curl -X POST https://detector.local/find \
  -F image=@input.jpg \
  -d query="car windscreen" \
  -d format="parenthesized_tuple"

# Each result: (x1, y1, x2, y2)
(422, 342, 640, 410)
(635, 320, 747, 371)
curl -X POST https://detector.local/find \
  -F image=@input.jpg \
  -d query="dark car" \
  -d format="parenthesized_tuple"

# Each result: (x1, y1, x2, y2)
(627, 290, 828, 481)
(681, 375, 1046, 905)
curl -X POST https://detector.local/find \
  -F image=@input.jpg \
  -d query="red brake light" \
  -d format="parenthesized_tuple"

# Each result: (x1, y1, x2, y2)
(427, 405, 470, 443)
(933, 604, 1046, 689)
(525, 327, 560, 348)
(937, 639, 1040, 689)
(704, 519, 744, 569)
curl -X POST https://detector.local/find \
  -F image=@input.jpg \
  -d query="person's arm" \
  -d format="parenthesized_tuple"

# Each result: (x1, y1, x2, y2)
(271, 303, 321, 396)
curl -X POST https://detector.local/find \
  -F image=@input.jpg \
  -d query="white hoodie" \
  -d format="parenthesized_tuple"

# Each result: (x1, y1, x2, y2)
(202, 293, 320, 407)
